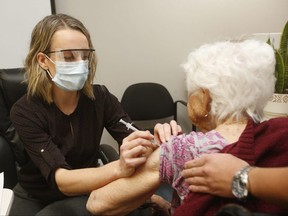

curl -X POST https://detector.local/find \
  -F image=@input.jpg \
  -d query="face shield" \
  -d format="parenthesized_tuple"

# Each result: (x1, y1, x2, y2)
(44, 48, 95, 62)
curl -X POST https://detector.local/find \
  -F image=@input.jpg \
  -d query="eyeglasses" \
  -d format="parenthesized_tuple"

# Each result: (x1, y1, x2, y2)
(44, 49, 95, 62)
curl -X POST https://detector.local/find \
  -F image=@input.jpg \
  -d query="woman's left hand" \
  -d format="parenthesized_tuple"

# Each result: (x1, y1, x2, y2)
(154, 120, 182, 144)
(181, 153, 248, 197)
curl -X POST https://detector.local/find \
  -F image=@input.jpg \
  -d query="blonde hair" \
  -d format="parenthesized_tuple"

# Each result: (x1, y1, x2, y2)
(183, 39, 276, 123)
(25, 14, 97, 103)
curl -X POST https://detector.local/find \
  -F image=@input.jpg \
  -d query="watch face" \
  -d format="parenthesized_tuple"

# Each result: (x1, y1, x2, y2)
(232, 172, 249, 199)
(232, 176, 246, 199)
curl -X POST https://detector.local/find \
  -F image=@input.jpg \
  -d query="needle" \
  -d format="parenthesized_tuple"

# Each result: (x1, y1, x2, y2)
(119, 119, 159, 147)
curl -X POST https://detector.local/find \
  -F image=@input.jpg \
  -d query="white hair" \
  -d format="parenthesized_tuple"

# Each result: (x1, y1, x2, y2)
(182, 39, 276, 122)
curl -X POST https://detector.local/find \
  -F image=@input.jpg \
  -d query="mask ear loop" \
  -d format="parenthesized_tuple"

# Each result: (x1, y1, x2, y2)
(43, 54, 55, 79)
(44, 54, 55, 64)
(46, 69, 54, 79)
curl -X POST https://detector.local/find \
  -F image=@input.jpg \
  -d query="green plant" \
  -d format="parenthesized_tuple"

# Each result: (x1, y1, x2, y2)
(267, 20, 288, 94)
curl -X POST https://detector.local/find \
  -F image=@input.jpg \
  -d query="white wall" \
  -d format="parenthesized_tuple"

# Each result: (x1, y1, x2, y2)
(0, 0, 52, 68)
(55, 0, 288, 148)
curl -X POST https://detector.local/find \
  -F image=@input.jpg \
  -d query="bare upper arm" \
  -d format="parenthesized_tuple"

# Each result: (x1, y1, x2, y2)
(145, 146, 161, 171)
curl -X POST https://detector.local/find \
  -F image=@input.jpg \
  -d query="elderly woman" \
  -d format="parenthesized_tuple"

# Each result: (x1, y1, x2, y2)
(86, 39, 288, 216)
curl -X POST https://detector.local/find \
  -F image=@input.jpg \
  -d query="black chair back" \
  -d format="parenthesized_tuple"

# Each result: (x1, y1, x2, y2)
(0, 68, 27, 188)
(0, 68, 27, 110)
(121, 82, 176, 121)
(121, 82, 189, 132)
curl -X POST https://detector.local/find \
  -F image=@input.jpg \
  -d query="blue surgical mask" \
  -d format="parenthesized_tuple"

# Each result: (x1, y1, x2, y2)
(46, 58, 89, 91)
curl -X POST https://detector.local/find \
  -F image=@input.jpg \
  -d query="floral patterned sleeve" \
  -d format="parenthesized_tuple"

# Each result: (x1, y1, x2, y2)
(159, 130, 229, 201)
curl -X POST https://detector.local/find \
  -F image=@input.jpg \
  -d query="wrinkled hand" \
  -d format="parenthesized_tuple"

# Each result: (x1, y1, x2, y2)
(118, 130, 156, 178)
(182, 153, 248, 198)
(150, 194, 171, 216)
(154, 120, 182, 144)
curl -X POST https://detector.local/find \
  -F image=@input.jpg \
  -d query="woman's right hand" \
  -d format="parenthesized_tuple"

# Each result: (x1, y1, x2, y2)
(118, 130, 156, 178)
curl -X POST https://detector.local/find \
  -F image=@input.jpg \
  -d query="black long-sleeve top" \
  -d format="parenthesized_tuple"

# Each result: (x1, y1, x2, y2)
(10, 85, 132, 203)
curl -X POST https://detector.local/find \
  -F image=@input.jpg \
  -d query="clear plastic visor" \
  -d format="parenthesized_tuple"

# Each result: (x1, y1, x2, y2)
(44, 49, 95, 62)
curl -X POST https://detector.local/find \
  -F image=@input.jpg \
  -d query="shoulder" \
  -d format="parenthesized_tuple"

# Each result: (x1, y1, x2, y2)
(92, 84, 116, 100)
(266, 117, 288, 125)
(92, 84, 121, 106)
(11, 94, 44, 113)
(255, 117, 288, 133)
(173, 130, 227, 145)
(11, 94, 49, 122)
(162, 130, 227, 154)
(253, 117, 288, 151)
(255, 117, 288, 143)
(92, 84, 110, 96)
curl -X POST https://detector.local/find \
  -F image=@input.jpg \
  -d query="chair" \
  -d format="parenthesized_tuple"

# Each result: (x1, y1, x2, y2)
(0, 68, 119, 189)
(121, 82, 194, 207)
(0, 68, 25, 189)
(121, 82, 195, 132)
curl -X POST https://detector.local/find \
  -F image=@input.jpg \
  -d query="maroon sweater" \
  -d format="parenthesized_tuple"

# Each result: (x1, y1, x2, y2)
(174, 117, 288, 216)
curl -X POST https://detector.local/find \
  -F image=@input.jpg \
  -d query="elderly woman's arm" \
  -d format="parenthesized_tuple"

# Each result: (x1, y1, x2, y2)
(86, 148, 161, 216)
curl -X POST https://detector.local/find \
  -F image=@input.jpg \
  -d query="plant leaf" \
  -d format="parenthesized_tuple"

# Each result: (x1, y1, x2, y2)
(280, 21, 288, 65)
(275, 49, 285, 93)
(282, 21, 288, 92)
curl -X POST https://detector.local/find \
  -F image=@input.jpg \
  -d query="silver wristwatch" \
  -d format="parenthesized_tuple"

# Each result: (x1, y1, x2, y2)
(231, 165, 253, 200)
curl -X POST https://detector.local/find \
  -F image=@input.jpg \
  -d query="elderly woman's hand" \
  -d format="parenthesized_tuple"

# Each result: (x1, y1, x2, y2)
(150, 194, 171, 216)
(181, 153, 248, 198)
(118, 130, 156, 178)
(154, 120, 182, 144)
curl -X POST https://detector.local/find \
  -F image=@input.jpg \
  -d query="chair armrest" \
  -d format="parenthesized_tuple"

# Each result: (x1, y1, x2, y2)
(175, 100, 187, 107)
(175, 100, 197, 131)
(98, 144, 119, 165)
(175, 100, 187, 121)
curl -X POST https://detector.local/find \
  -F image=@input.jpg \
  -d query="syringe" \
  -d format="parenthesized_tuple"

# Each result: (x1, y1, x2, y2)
(119, 119, 139, 131)
(119, 119, 159, 147)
